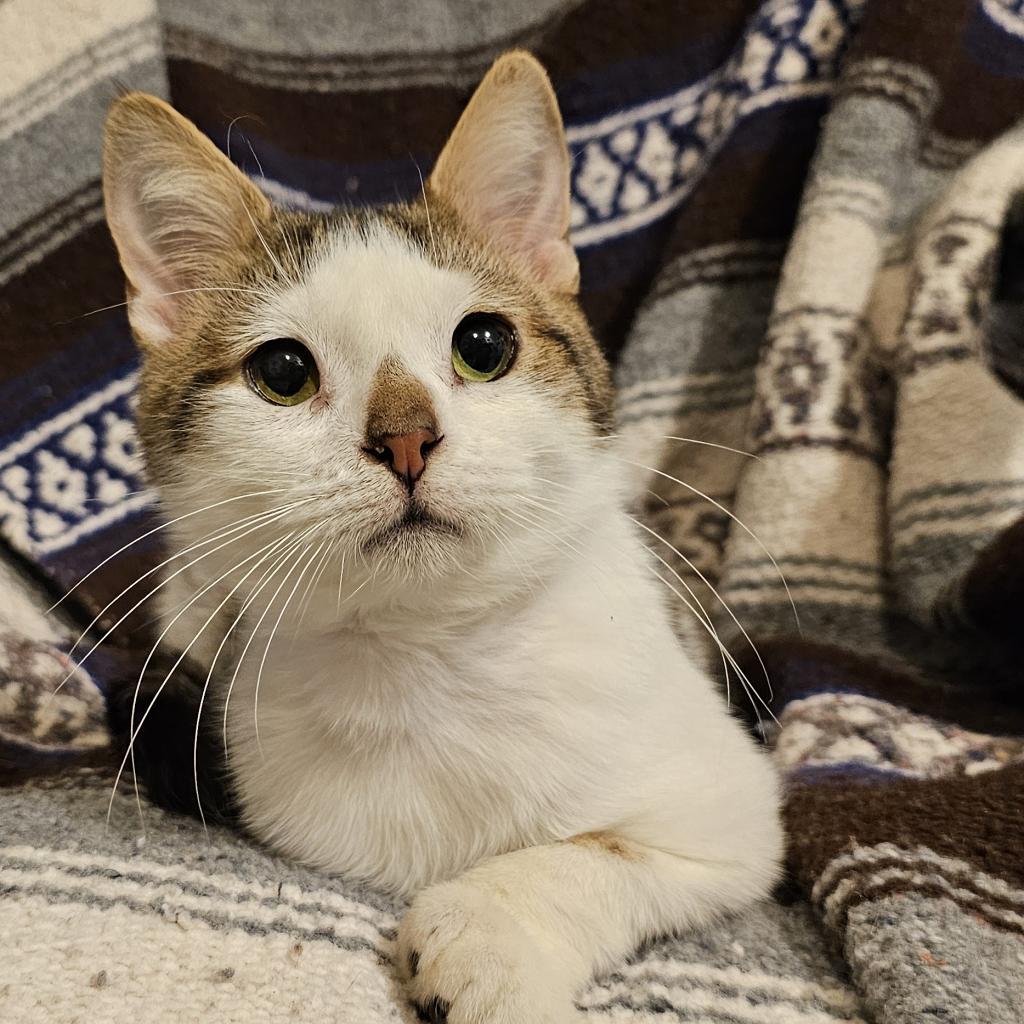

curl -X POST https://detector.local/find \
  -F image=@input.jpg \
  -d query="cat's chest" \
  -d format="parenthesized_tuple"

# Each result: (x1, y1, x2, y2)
(224, 630, 617, 892)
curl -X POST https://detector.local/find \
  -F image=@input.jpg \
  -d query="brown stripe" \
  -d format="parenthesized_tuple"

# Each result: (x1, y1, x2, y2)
(733, 638, 1024, 735)
(0, 181, 103, 276)
(817, 850, 1024, 919)
(167, 0, 767, 166)
(753, 437, 885, 464)
(0, 222, 130, 391)
(822, 871, 1024, 940)
(656, 101, 825, 264)
(848, 0, 1024, 143)
(785, 762, 1024, 898)
(900, 345, 975, 374)
(168, 61, 464, 165)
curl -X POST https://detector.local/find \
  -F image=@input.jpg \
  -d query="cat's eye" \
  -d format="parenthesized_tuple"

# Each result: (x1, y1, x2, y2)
(246, 339, 320, 406)
(451, 314, 516, 382)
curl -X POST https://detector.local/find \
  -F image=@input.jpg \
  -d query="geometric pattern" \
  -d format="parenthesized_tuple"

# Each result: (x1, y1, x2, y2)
(567, 0, 864, 247)
(0, 372, 152, 557)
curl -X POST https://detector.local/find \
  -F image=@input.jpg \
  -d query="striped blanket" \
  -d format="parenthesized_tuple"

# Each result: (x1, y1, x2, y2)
(3, 0, 1024, 1020)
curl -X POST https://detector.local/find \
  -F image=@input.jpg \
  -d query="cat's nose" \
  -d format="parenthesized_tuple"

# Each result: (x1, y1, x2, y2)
(366, 429, 440, 491)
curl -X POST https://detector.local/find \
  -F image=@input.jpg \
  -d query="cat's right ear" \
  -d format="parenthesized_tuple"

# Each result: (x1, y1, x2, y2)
(102, 93, 272, 348)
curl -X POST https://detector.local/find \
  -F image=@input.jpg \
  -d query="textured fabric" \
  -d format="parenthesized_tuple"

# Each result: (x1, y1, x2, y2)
(2, 0, 1024, 1021)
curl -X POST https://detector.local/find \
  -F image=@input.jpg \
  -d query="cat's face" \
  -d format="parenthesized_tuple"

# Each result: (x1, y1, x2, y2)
(103, 54, 616, 597)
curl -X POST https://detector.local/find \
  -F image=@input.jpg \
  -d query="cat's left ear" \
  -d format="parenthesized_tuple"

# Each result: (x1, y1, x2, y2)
(429, 51, 578, 294)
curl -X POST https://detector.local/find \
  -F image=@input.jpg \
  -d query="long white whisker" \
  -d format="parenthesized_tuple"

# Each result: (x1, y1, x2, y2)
(609, 455, 801, 633)
(109, 523, 300, 828)
(252, 537, 327, 753)
(628, 515, 773, 702)
(220, 520, 326, 756)
(291, 538, 336, 639)
(647, 561, 773, 730)
(48, 488, 291, 610)
(187, 528, 301, 831)
(64, 496, 314, 661)
(598, 433, 760, 461)
(191, 529, 311, 830)
(413, 157, 439, 265)
(68, 286, 273, 323)
(57, 501, 307, 698)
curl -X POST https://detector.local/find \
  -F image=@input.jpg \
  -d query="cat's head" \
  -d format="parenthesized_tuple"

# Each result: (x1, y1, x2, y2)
(103, 53, 618, 604)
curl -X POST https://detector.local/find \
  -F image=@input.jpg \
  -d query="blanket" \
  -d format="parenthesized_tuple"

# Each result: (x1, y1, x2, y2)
(2, 0, 1024, 1020)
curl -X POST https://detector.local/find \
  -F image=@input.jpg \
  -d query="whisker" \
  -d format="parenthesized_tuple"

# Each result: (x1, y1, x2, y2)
(413, 156, 439, 265)
(48, 487, 292, 610)
(66, 286, 271, 323)
(109, 525, 301, 829)
(192, 528, 318, 829)
(291, 537, 336, 638)
(54, 500, 308, 700)
(252, 537, 328, 754)
(189, 528, 301, 832)
(220, 520, 326, 756)
(598, 433, 760, 461)
(64, 496, 314, 660)
(608, 455, 801, 634)
(628, 515, 773, 702)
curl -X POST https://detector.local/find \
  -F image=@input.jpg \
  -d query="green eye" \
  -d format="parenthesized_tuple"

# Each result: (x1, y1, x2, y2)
(452, 314, 516, 382)
(246, 339, 320, 406)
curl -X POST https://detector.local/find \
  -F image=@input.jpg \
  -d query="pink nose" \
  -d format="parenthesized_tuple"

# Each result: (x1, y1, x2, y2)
(368, 429, 439, 489)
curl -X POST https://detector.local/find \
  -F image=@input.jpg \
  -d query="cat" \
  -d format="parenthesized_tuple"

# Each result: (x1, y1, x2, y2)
(102, 51, 783, 1024)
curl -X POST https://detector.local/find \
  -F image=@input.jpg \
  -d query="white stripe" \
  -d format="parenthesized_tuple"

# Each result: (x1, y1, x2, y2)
(821, 866, 1024, 934)
(0, 193, 105, 289)
(0, 372, 137, 471)
(618, 390, 752, 422)
(891, 480, 1024, 524)
(981, 0, 1024, 40)
(34, 491, 154, 555)
(812, 842, 1024, 909)
(0, 21, 160, 143)
(610, 960, 862, 1013)
(723, 584, 884, 609)
(565, 76, 707, 144)
(256, 177, 336, 213)
(0, 861, 393, 947)
(0, 843, 399, 930)
(580, 977, 865, 1023)
(0, 0, 155, 109)
(618, 369, 753, 405)
(894, 504, 1024, 549)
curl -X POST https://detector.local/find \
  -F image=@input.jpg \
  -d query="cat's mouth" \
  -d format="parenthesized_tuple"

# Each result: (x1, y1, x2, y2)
(363, 502, 463, 550)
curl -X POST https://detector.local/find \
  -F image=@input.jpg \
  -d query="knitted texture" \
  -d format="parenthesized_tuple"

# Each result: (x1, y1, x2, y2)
(2, 0, 1024, 1021)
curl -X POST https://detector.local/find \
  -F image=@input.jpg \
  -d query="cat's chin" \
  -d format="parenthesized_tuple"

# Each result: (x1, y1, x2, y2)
(361, 502, 465, 561)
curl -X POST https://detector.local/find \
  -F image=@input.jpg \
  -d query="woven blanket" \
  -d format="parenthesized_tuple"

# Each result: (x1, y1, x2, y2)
(3, 0, 1024, 1021)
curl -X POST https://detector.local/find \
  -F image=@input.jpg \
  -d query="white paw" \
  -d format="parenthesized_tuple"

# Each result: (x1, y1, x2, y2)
(397, 879, 582, 1024)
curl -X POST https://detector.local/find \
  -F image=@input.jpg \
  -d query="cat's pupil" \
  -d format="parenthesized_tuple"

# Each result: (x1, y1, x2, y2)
(454, 316, 512, 374)
(257, 342, 310, 396)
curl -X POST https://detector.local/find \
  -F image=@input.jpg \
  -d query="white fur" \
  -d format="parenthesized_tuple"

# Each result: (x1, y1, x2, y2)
(146, 221, 783, 1023)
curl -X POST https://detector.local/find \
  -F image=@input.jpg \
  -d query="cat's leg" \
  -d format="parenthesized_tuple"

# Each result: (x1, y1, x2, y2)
(397, 810, 783, 1024)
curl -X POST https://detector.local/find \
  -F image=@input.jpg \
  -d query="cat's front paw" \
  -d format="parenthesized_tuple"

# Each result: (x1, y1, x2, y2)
(397, 879, 582, 1024)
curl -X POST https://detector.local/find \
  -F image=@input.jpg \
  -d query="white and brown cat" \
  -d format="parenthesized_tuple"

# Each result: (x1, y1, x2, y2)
(102, 52, 782, 1024)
